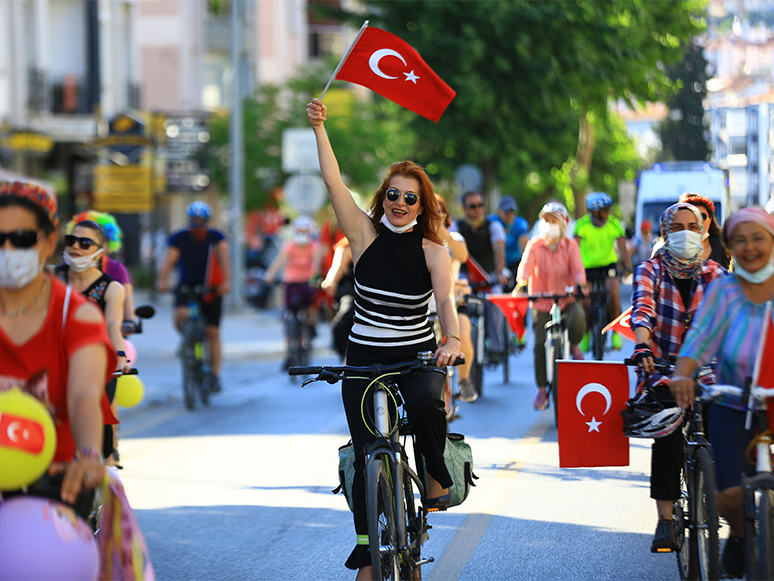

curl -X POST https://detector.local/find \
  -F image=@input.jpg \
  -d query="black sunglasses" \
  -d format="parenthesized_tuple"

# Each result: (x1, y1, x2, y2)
(466, 203, 484, 210)
(385, 188, 418, 206)
(700, 212, 709, 221)
(0, 229, 40, 249)
(64, 234, 100, 250)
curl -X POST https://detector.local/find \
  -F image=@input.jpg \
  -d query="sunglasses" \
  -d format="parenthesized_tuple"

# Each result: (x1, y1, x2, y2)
(700, 213, 709, 221)
(466, 203, 484, 210)
(385, 188, 418, 206)
(0, 229, 40, 249)
(64, 234, 100, 250)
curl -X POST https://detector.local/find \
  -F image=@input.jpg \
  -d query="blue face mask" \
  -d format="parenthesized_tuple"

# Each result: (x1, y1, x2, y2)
(735, 260, 774, 284)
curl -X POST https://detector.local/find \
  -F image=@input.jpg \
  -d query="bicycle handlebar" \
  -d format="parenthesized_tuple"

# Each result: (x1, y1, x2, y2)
(288, 355, 464, 380)
(111, 368, 138, 377)
(515, 289, 585, 302)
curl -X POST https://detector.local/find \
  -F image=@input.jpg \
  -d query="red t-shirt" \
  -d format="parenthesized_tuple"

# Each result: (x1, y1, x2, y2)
(0, 276, 117, 462)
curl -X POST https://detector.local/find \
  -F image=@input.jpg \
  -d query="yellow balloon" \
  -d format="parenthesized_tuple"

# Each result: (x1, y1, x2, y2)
(0, 388, 57, 491)
(115, 374, 145, 408)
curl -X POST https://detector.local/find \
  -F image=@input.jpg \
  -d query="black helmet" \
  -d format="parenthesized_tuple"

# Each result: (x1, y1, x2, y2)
(621, 390, 684, 439)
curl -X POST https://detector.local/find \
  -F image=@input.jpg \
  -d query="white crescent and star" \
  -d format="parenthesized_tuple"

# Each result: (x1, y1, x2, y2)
(7, 421, 24, 443)
(576, 382, 612, 433)
(368, 49, 420, 84)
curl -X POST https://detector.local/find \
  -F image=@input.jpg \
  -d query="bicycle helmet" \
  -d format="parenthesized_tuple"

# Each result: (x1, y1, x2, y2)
(621, 390, 685, 438)
(539, 202, 570, 225)
(585, 192, 613, 212)
(186, 201, 212, 221)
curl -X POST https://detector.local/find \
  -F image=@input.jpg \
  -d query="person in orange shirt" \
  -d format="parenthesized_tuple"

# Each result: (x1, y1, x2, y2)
(514, 202, 587, 410)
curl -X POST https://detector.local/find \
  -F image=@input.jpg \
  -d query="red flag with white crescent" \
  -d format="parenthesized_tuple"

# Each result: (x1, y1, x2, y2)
(335, 26, 456, 122)
(487, 294, 529, 340)
(751, 304, 774, 428)
(0, 411, 45, 454)
(602, 306, 636, 342)
(557, 361, 630, 468)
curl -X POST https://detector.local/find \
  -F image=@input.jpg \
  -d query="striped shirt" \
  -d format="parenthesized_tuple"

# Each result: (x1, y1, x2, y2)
(348, 229, 436, 358)
(680, 274, 768, 410)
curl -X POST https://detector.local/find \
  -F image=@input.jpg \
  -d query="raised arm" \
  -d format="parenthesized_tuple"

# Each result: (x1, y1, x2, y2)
(306, 98, 375, 260)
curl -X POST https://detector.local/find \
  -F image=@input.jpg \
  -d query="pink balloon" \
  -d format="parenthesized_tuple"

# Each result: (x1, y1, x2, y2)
(0, 496, 99, 580)
(124, 338, 137, 365)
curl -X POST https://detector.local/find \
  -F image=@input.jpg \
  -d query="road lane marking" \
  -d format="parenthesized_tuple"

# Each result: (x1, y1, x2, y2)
(427, 416, 551, 581)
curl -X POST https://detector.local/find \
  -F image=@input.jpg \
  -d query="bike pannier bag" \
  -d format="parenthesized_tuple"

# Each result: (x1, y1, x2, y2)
(333, 441, 356, 512)
(423, 432, 477, 508)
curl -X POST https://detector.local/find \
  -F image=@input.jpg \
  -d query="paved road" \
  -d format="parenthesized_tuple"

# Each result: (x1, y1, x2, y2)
(116, 288, 725, 580)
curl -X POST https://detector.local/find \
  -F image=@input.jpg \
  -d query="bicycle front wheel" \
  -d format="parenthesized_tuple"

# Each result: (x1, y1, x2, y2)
(549, 336, 561, 428)
(687, 446, 719, 581)
(367, 458, 400, 581)
(591, 300, 606, 361)
(751, 488, 774, 581)
(470, 318, 484, 397)
(181, 324, 199, 411)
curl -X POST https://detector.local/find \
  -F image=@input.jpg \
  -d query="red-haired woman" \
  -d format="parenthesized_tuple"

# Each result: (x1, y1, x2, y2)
(678, 192, 731, 269)
(308, 98, 459, 579)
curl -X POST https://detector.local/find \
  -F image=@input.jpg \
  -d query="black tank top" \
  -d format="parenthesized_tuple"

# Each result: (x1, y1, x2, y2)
(456, 219, 495, 273)
(54, 265, 114, 313)
(347, 228, 436, 363)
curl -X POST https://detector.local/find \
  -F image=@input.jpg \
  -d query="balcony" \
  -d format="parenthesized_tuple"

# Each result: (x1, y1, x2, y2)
(27, 67, 95, 115)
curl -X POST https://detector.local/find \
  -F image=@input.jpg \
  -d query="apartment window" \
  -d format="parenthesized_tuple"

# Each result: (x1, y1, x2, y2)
(728, 108, 748, 137)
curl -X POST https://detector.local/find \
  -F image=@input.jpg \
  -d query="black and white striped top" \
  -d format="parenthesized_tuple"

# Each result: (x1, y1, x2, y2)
(347, 228, 436, 360)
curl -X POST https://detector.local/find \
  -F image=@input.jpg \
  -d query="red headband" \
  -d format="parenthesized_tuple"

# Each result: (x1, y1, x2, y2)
(679, 192, 715, 215)
(0, 181, 59, 229)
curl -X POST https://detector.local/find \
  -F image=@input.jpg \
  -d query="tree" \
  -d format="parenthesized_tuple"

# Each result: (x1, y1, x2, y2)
(658, 41, 710, 161)
(331, 0, 705, 216)
(207, 61, 418, 210)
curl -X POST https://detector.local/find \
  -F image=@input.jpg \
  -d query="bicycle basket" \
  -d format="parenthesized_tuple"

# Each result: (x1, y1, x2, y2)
(333, 441, 356, 512)
(621, 390, 684, 439)
(422, 433, 477, 508)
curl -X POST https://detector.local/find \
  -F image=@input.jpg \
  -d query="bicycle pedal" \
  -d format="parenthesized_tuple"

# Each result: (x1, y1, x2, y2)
(427, 506, 448, 513)
(651, 547, 674, 553)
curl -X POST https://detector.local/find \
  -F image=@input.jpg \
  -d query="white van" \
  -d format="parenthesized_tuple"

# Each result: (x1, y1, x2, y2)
(636, 161, 730, 232)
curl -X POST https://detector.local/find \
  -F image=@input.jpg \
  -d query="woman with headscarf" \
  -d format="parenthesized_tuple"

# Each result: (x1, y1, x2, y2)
(630, 202, 727, 553)
(672, 207, 774, 578)
(679, 192, 732, 269)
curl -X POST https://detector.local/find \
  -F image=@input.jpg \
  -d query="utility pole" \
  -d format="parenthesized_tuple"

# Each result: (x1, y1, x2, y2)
(229, 0, 245, 310)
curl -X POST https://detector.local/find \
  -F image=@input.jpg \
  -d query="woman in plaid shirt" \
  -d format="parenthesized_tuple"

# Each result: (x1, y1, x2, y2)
(630, 202, 727, 552)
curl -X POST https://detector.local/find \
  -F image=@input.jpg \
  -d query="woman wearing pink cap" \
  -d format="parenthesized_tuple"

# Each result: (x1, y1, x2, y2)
(672, 207, 774, 577)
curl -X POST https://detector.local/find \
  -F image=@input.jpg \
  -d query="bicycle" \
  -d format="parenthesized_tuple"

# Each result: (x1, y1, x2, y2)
(462, 292, 486, 398)
(428, 314, 460, 422)
(289, 354, 457, 581)
(624, 357, 720, 581)
(586, 267, 616, 360)
(178, 285, 212, 410)
(694, 378, 774, 580)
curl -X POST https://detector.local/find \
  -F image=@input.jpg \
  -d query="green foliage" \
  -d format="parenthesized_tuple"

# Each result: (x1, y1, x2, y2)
(658, 41, 710, 161)
(207, 60, 418, 209)
(336, 0, 705, 215)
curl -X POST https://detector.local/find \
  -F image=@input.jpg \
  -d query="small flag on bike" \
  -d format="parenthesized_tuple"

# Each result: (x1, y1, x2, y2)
(751, 302, 774, 428)
(487, 294, 529, 340)
(602, 306, 636, 343)
(203, 244, 225, 304)
(465, 256, 492, 289)
(557, 361, 630, 468)
(321, 22, 456, 122)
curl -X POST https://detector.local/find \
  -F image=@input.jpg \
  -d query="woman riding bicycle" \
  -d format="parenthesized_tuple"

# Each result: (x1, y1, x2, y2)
(263, 215, 322, 369)
(630, 201, 726, 553)
(514, 202, 587, 410)
(0, 181, 116, 518)
(671, 207, 774, 578)
(307, 97, 459, 580)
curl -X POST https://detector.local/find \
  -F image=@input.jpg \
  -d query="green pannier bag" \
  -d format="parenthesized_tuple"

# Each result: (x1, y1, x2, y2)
(333, 433, 476, 512)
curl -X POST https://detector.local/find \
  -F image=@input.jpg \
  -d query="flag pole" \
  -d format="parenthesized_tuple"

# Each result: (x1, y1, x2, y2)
(319, 20, 369, 100)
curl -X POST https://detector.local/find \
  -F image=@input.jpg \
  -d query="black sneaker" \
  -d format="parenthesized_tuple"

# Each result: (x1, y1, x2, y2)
(721, 536, 745, 578)
(458, 379, 478, 403)
(651, 518, 679, 552)
(209, 374, 222, 393)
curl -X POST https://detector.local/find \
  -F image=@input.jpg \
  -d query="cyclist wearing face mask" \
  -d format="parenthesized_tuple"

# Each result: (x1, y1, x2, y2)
(158, 201, 231, 393)
(263, 215, 323, 369)
(630, 202, 727, 553)
(574, 192, 633, 351)
(514, 203, 587, 410)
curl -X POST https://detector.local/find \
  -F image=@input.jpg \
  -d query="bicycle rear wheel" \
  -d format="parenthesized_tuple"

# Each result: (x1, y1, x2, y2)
(687, 446, 719, 581)
(402, 470, 423, 581)
(367, 458, 400, 581)
(502, 321, 510, 385)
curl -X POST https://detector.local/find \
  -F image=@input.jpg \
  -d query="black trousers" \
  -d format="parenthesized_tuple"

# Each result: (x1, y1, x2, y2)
(650, 386, 684, 501)
(341, 366, 452, 570)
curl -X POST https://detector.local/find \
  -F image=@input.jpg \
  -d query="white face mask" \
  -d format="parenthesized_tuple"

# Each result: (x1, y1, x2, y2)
(538, 219, 561, 240)
(380, 213, 417, 234)
(0, 248, 42, 289)
(64, 248, 103, 273)
(666, 230, 702, 259)
(735, 261, 774, 284)
(293, 232, 312, 245)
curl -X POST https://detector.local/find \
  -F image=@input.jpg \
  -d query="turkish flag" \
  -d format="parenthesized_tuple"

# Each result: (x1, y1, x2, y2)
(0, 411, 46, 454)
(752, 306, 774, 427)
(487, 294, 529, 340)
(602, 306, 636, 342)
(203, 244, 225, 304)
(335, 26, 456, 122)
(466, 256, 492, 290)
(557, 361, 630, 468)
